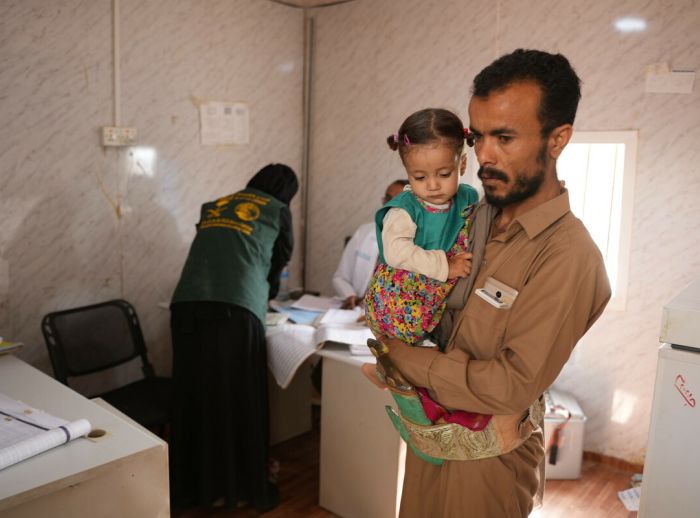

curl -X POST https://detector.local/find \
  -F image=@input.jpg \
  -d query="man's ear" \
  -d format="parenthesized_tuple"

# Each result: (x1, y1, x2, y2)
(549, 124, 573, 160)
(459, 153, 467, 176)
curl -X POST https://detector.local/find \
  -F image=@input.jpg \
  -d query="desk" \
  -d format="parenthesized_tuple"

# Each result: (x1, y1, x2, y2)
(268, 363, 312, 445)
(0, 355, 169, 518)
(266, 320, 371, 447)
(265, 323, 406, 517)
(317, 344, 406, 518)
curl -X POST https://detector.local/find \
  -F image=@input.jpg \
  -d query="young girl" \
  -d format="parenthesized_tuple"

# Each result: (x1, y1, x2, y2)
(363, 110, 491, 466)
(364, 108, 478, 345)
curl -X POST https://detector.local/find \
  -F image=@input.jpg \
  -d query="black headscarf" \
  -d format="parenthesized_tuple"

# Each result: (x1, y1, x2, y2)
(247, 163, 299, 205)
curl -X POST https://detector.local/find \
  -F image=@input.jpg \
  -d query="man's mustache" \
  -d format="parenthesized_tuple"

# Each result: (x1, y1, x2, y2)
(477, 166, 509, 183)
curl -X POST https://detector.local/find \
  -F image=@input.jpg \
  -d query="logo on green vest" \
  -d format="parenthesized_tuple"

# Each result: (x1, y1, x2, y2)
(235, 202, 261, 221)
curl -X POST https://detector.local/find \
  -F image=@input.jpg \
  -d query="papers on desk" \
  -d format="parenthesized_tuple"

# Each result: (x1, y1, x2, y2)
(266, 317, 374, 388)
(266, 312, 289, 326)
(290, 294, 343, 312)
(267, 324, 317, 388)
(318, 307, 363, 325)
(269, 300, 322, 325)
(0, 393, 91, 471)
(270, 297, 358, 326)
(316, 323, 372, 346)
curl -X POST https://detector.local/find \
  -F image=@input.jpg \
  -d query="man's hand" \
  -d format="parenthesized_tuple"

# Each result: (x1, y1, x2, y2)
(361, 363, 388, 390)
(340, 295, 360, 309)
(447, 252, 472, 279)
(361, 335, 437, 392)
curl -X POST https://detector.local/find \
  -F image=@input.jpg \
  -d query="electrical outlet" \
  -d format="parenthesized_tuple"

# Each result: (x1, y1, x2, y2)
(102, 126, 119, 146)
(101, 126, 138, 147)
(122, 127, 137, 144)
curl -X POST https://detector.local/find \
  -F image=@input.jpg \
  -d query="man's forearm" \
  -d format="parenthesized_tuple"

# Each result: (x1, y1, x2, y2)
(384, 337, 441, 388)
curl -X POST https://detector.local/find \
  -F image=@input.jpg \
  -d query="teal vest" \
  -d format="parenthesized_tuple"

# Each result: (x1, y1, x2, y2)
(171, 187, 285, 324)
(375, 184, 478, 263)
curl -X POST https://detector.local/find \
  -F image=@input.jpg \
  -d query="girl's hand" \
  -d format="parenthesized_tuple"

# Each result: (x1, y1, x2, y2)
(447, 252, 472, 279)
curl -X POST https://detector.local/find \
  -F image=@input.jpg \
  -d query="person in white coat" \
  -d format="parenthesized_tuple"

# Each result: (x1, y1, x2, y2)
(333, 179, 408, 308)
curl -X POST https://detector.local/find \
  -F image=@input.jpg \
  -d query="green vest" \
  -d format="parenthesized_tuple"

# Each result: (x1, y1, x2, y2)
(375, 184, 478, 263)
(171, 188, 285, 324)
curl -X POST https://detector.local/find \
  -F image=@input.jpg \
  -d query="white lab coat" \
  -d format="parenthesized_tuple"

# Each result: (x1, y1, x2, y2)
(332, 222, 378, 299)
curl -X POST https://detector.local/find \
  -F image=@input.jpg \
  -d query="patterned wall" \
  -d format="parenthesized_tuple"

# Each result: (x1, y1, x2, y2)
(1, 0, 699, 463)
(0, 0, 304, 392)
(305, 0, 700, 463)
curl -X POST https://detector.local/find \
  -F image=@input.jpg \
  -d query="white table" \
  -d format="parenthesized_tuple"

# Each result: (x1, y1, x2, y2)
(268, 363, 312, 446)
(317, 344, 406, 518)
(0, 354, 169, 518)
(265, 319, 371, 447)
(265, 323, 407, 518)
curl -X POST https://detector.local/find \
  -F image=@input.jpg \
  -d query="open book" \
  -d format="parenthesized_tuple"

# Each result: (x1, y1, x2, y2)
(266, 314, 374, 389)
(0, 393, 91, 471)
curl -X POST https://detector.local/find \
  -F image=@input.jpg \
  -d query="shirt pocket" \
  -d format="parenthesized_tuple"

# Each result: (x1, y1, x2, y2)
(457, 290, 512, 357)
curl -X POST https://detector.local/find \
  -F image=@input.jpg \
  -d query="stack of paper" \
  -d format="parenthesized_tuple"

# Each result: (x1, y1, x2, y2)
(269, 295, 357, 326)
(266, 307, 374, 387)
(290, 294, 343, 312)
(269, 300, 322, 325)
(318, 307, 364, 325)
(265, 295, 380, 387)
(316, 323, 372, 346)
(266, 324, 318, 388)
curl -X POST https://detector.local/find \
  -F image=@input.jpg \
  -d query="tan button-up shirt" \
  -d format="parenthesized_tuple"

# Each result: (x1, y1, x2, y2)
(389, 190, 611, 415)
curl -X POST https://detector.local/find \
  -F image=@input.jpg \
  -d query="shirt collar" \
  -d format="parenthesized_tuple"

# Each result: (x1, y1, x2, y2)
(492, 189, 572, 241)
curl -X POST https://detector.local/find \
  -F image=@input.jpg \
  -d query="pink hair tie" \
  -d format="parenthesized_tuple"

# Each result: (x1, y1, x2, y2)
(464, 127, 475, 147)
(393, 133, 399, 144)
(403, 134, 411, 146)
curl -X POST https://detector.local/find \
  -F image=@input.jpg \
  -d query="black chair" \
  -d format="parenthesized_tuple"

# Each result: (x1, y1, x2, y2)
(41, 299, 170, 434)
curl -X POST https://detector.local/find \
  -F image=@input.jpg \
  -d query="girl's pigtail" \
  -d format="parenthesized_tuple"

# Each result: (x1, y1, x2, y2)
(464, 127, 475, 147)
(387, 133, 400, 151)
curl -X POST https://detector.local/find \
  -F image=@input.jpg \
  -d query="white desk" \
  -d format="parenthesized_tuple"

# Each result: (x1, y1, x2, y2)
(317, 344, 406, 518)
(268, 363, 312, 446)
(265, 320, 372, 447)
(0, 354, 169, 518)
(265, 323, 406, 518)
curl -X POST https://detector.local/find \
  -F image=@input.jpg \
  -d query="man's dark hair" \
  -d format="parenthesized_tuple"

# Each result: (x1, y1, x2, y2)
(472, 49, 581, 137)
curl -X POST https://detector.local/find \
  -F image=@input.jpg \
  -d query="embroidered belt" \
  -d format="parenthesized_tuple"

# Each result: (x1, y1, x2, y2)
(362, 340, 544, 463)
(390, 395, 544, 461)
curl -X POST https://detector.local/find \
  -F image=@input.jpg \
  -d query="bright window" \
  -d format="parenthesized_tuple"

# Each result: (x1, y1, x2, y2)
(558, 131, 638, 310)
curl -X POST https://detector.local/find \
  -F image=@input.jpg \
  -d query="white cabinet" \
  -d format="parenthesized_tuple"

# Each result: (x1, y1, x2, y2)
(0, 355, 169, 518)
(639, 344, 700, 518)
(317, 345, 406, 518)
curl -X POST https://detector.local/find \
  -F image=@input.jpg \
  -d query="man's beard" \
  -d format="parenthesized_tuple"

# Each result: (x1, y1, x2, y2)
(477, 144, 548, 208)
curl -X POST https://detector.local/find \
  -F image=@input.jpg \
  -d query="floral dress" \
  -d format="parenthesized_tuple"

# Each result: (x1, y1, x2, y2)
(364, 203, 475, 344)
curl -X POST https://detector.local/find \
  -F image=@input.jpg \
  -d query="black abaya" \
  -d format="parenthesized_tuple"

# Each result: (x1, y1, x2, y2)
(169, 301, 278, 511)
